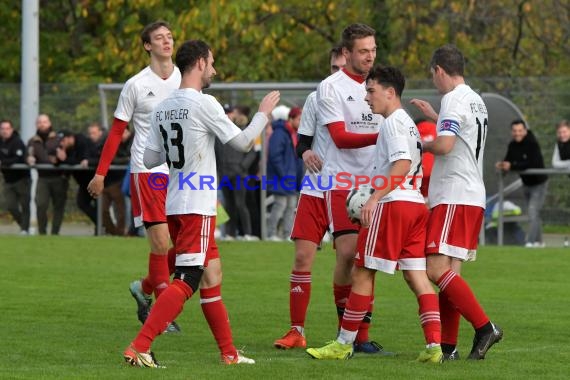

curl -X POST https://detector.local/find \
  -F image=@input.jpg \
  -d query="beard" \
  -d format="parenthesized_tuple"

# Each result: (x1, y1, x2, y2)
(202, 75, 212, 89)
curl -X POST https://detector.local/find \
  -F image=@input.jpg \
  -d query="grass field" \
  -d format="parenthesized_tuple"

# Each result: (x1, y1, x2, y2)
(1, 236, 569, 379)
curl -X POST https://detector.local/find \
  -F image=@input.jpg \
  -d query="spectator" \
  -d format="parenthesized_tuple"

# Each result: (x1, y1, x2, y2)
(552, 119, 570, 169)
(56, 129, 98, 229)
(0, 119, 31, 234)
(266, 106, 303, 241)
(27, 114, 68, 235)
(496, 119, 548, 248)
(219, 106, 259, 240)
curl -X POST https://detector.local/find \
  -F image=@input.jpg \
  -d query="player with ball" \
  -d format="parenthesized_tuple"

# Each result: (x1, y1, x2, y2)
(307, 66, 443, 362)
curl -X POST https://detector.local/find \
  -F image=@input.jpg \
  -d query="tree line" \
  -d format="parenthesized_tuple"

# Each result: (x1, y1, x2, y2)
(1, 0, 569, 83)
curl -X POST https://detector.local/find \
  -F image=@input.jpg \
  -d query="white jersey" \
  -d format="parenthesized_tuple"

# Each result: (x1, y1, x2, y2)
(317, 69, 383, 189)
(115, 66, 181, 174)
(428, 84, 488, 208)
(297, 91, 333, 198)
(146, 88, 243, 216)
(371, 109, 425, 204)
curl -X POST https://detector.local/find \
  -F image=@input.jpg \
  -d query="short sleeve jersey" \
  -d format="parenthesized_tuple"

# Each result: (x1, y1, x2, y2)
(115, 66, 181, 174)
(428, 84, 488, 208)
(317, 69, 383, 189)
(147, 88, 242, 216)
(297, 91, 333, 198)
(371, 109, 425, 204)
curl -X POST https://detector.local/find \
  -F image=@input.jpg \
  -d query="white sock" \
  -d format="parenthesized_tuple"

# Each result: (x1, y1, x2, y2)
(337, 328, 357, 345)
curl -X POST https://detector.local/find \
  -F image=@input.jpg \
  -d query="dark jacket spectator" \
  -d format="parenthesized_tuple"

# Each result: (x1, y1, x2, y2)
(0, 120, 31, 233)
(503, 129, 548, 186)
(0, 128, 29, 183)
(497, 119, 548, 247)
(27, 114, 68, 235)
(267, 119, 302, 195)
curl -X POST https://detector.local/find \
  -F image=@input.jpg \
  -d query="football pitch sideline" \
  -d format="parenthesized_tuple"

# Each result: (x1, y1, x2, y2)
(0, 236, 568, 379)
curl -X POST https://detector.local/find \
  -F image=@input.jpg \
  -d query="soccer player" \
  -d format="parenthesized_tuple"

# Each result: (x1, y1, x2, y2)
(123, 39, 280, 367)
(316, 23, 384, 353)
(86, 21, 181, 330)
(306, 66, 442, 362)
(273, 46, 346, 349)
(410, 44, 503, 360)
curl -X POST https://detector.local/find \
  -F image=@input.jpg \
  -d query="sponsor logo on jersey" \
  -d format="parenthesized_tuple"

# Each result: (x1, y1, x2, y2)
(347, 95, 355, 101)
(147, 91, 155, 97)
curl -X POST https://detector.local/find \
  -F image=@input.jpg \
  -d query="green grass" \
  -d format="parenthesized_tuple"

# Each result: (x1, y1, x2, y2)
(1, 237, 569, 379)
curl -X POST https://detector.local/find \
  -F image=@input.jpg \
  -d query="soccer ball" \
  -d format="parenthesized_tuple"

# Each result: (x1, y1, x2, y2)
(346, 185, 375, 220)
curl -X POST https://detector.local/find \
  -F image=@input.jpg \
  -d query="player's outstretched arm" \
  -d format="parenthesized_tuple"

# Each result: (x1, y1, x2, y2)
(258, 91, 280, 115)
(410, 99, 438, 122)
(227, 91, 280, 152)
(87, 118, 129, 198)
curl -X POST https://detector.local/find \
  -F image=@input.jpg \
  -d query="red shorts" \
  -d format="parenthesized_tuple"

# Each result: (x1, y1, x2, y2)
(425, 204, 484, 260)
(290, 193, 329, 244)
(355, 201, 428, 274)
(324, 190, 360, 236)
(167, 214, 220, 267)
(130, 172, 167, 228)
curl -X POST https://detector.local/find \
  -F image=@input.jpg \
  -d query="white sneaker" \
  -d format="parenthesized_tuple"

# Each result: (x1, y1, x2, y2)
(533, 242, 545, 248)
(525, 242, 535, 248)
(267, 235, 283, 242)
(20, 230, 29, 236)
(222, 352, 255, 364)
(243, 234, 260, 241)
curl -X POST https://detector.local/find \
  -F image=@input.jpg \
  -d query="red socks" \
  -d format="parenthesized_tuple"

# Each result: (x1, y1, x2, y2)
(337, 292, 371, 345)
(141, 253, 169, 298)
(437, 270, 489, 329)
(418, 293, 441, 344)
(290, 271, 311, 328)
(132, 279, 192, 352)
(355, 295, 373, 344)
(201, 284, 236, 358)
(439, 291, 460, 346)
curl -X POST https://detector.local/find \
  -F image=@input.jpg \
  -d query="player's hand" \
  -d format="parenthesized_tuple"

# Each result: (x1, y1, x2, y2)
(258, 91, 281, 117)
(302, 150, 323, 173)
(79, 159, 89, 168)
(26, 156, 36, 166)
(410, 99, 438, 122)
(359, 198, 377, 228)
(87, 174, 105, 198)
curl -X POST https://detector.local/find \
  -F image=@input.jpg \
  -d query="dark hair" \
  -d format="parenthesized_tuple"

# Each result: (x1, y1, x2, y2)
(511, 119, 527, 129)
(175, 40, 211, 75)
(341, 23, 375, 51)
(366, 65, 405, 98)
(140, 21, 172, 53)
(329, 45, 343, 61)
(430, 44, 464, 76)
(0, 119, 12, 126)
